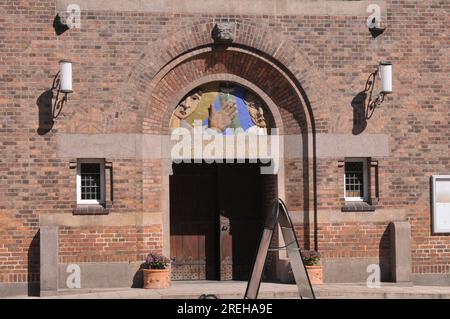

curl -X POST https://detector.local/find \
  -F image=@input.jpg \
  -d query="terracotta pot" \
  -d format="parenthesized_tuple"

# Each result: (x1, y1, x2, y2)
(306, 265, 323, 285)
(143, 268, 170, 289)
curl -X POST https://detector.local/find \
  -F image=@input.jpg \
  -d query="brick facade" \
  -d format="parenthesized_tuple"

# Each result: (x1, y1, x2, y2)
(0, 0, 449, 295)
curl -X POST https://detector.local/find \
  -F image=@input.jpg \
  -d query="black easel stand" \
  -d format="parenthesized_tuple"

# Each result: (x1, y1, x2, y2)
(244, 198, 315, 299)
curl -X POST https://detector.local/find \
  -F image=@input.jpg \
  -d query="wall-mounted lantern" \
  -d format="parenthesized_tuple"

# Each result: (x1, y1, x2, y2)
(379, 61, 392, 94)
(364, 61, 393, 119)
(51, 60, 73, 119)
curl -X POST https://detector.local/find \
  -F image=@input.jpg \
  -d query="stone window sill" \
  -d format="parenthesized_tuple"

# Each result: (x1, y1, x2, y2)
(73, 204, 109, 215)
(341, 202, 376, 212)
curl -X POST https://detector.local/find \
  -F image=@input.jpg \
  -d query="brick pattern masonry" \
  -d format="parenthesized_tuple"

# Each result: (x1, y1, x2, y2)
(0, 0, 449, 287)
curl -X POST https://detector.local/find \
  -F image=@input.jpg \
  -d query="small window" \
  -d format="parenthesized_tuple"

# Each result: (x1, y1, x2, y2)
(77, 159, 105, 205)
(344, 158, 368, 202)
(431, 175, 450, 234)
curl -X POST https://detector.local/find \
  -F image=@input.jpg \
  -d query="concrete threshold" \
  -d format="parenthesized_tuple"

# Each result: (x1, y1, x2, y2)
(4, 281, 450, 299)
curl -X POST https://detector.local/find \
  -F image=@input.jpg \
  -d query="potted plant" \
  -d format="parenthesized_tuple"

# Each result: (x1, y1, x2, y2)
(302, 250, 323, 285)
(142, 252, 171, 289)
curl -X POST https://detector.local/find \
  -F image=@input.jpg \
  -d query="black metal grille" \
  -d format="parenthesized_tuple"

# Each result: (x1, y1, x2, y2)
(80, 163, 101, 201)
(345, 161, 364, 198)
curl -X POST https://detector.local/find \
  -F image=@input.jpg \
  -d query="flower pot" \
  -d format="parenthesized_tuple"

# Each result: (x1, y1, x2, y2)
(306, 265, 323, 285)
(143, 268, 170, 289)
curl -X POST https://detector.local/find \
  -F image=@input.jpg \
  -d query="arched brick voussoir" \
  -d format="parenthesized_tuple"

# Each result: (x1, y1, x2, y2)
(126, 19, 318, 97)
(129, 22, 215, 89)
(142, 49, 311, 135)
(118, 19, 328, 135)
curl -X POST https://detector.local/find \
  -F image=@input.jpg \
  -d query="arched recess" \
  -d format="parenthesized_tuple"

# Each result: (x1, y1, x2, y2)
(111, 20, 326, 137)
(142, 47, 310, 135)
(138, 44, 317, 271)
(107, 22, 324, 259)
(161, 73, 284, 134)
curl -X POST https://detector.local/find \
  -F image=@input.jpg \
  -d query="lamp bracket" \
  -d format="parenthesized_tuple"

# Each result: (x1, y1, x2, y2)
(51, 71, 69, 119)
(364, 69, 386, 120)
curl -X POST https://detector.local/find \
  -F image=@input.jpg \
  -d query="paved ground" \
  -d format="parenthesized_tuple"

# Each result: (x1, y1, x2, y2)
(5, 281, 450, 299)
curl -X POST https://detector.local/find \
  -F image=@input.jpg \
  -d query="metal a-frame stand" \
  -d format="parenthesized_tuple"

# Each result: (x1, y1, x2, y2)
(244, 198, 315, 299)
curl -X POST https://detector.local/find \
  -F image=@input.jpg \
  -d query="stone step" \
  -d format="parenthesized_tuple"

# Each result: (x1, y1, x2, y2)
(6, 282, 450, 299)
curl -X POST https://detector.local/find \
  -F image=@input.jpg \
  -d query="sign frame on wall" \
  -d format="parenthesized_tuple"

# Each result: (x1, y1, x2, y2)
(431, 175, 450, 234)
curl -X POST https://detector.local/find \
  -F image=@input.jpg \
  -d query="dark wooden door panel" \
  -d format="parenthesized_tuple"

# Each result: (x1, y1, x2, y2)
(170, 162, 265, 281)
(218, 163, 263, 280)
(170, 163, 218, 281)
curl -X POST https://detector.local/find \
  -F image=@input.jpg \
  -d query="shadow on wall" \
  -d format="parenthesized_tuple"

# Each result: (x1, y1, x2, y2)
(36, 89, 54, 135)
(53, 14, 69, 36)
(131, 263, 146, 288)
(379, 226, 391, 282)
(351, 91, 368, 135)
(28, 231, 40, 296)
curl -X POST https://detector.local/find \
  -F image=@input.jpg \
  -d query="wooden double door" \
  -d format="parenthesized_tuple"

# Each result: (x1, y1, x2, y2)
(169, 162, 264, 281)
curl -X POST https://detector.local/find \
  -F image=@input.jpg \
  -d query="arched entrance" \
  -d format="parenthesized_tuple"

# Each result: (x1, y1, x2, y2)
(170, 161, 269, 280)
(137, 44, 315, 282)
(168, 82, 276, 280)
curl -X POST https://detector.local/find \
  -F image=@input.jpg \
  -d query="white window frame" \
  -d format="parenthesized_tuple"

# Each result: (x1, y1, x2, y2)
(344, 158, 368, 202)
(76, 159, 105, 205)
(431, 175, 450, 234)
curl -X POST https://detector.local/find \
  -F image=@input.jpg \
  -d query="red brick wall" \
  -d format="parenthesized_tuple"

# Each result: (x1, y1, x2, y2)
(0, 0, 449, 287)
(0, 0, 57, 285)
(59, 225, 162, 263)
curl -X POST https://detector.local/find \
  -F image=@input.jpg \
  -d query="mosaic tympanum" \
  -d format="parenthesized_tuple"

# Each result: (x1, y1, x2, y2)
(170, 82, 269, 134)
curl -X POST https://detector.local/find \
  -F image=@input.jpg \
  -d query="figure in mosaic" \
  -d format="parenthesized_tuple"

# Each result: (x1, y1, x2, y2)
(208, 100, 238, 132)
(244, 92, 267, 129)
(170, 89, 204, 129)
(170, 82, 269, 134)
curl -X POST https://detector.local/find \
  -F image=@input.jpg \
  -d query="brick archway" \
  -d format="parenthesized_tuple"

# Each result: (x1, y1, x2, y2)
(136, 45, 317, 263)
(113, 20, 327, 137)
(127, 20, 318, 95)
(121, 19, 323, 261)
(142, 47, 310, 135)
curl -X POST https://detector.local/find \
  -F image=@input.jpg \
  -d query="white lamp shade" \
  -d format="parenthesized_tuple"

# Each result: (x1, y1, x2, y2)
(59, 60, 73, 93)
(379, 61, 392, 94)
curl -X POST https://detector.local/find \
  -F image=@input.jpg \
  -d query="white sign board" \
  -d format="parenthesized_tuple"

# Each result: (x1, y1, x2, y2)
(432, 175, 450, 233)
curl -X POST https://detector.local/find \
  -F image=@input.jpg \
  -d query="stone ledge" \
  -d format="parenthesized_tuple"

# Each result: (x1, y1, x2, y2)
(40, 212, 163, 227)
(341, 202, 376, 212)
(73, 205, 110, 215)
(56, 0, 387, 17)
